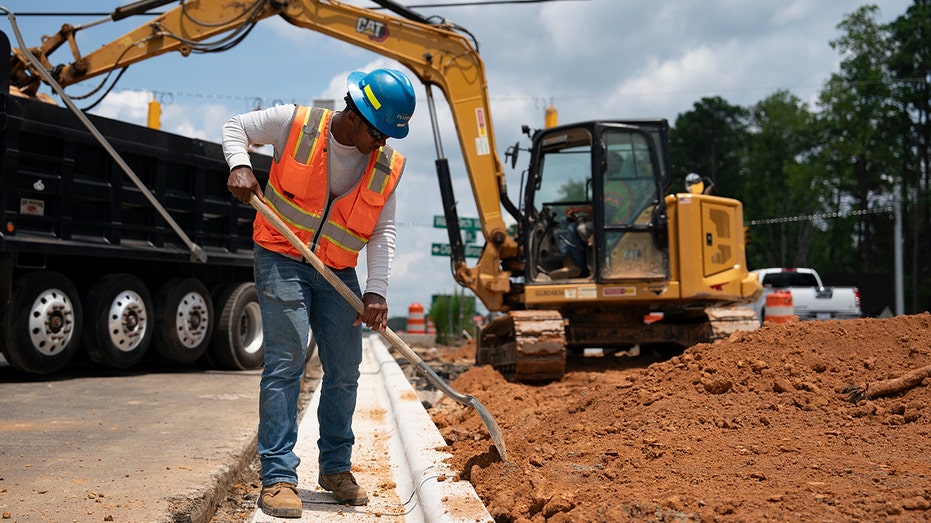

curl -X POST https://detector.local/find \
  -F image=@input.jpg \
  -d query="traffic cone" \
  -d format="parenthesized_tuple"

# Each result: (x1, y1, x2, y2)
(407, 303, 426, 334)
(764, 290, 794, 323)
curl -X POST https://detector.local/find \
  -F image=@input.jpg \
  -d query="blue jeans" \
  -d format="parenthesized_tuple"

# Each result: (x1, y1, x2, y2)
(253, 245, 363, 486)
(556, 220, 588, 270)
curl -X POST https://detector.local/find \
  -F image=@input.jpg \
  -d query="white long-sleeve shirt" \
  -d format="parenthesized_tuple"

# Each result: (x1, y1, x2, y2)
(222, 104, 397, 298)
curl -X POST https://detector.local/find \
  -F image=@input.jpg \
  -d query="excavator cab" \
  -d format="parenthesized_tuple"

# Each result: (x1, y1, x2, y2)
(524, 120, 672, 285)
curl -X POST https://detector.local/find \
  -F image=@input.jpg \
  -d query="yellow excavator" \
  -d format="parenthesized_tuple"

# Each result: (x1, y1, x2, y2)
(7, 0, 762, 381)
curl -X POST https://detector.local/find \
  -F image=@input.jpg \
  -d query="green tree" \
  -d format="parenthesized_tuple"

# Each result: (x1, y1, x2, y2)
(558, 179, 587, 201)
(741, 91, 823, 269)
(888, 0, 931, 312)
(816, 5, 901, 274)
(428, 292, 475, 345)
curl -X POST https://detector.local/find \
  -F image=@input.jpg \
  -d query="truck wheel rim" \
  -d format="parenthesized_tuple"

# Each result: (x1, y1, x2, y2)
(106, 291, 148, 352)
(174, 291, 209, 349)
(240, 301, 263, 355)
(28, 288, 76, 356)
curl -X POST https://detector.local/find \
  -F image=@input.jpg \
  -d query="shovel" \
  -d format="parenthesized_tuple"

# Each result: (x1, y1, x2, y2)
(249, 194, 507, 462)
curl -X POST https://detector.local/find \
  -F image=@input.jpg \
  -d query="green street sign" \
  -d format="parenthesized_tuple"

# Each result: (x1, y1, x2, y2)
(431, 243, 483, 258)
(432, 215, 481, 232)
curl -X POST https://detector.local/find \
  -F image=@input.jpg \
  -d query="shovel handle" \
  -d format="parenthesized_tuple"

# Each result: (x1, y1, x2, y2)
(248, 194, 508, 461)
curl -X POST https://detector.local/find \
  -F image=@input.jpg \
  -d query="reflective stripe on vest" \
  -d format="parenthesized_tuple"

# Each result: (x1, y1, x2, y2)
(253, 106, 404, 268)
(316, 148, 403, 255)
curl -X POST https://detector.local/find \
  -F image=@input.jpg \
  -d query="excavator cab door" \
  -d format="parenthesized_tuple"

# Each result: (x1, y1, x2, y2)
(596, 124, 670, 281)
(524, 126, 596, 281)
(523, 121, 671, 284)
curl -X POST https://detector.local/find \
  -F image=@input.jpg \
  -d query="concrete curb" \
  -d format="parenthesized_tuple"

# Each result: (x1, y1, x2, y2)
(367, 336, 492, 522)
(168, 433, 258, 523)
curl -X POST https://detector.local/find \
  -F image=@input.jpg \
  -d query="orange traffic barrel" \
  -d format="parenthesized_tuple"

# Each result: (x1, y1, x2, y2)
(407, 303, 426, 334)
(764, 290, 794, 323)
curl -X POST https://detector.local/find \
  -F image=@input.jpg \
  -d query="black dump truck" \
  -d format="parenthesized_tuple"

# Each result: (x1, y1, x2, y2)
(0, 32, 269, 374)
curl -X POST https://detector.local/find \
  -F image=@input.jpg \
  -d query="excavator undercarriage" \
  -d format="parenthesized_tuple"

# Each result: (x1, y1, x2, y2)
(477, 306, 759, 382)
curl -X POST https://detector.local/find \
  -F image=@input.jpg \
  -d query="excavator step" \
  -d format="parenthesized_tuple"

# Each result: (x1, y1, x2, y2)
(705, 307, 761, 340)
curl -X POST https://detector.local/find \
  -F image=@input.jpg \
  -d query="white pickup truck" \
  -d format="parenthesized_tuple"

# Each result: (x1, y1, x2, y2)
(750, 268, 862, 322)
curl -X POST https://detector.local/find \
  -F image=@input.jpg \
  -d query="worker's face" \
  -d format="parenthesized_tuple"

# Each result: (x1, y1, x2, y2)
(352, 111, 388, 153)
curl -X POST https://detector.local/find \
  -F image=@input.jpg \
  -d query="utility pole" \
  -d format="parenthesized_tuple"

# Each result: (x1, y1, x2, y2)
(894, 184, 904, 316)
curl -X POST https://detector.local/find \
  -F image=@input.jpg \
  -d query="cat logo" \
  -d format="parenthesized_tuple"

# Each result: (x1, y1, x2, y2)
(356, 17, 388, 42)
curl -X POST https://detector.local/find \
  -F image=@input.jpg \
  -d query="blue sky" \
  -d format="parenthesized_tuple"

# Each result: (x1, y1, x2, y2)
(0, 0, 913, 317)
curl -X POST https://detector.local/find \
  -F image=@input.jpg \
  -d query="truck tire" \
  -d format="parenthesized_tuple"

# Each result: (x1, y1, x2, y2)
(210, 282, 263, 370)
(153, 277, 214, 364)
(83, 274, 154, 369)
(1, 271, 83, 374)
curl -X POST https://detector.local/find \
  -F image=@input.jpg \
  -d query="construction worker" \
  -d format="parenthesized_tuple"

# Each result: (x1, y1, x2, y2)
(551, 151, 629, 279)
(223, 69, 416, 518)
(685, 172, 714, 195)
(604, 151, 635, 223)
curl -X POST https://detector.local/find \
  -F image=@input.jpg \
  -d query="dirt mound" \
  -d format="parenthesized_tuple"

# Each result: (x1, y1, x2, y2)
(430, 314, 931, 522)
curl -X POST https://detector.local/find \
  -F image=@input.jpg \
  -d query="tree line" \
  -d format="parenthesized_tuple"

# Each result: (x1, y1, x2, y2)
(668, 2, 930, 314)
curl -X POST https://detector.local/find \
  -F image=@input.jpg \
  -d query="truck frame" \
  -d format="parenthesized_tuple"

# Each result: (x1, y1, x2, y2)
(1, 30, 269, 373)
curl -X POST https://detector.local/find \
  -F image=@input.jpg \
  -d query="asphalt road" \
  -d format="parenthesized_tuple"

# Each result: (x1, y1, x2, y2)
(0, 355, 265, 523)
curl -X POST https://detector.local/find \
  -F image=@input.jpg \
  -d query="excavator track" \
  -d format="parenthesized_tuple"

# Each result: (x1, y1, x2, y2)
(476, 307, 758, 383)
(476, 310, 567, 382)
(704, 307, 761, 341)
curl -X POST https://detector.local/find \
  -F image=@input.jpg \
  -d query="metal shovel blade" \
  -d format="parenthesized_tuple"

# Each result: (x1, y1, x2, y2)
(250, 195, 507, 462)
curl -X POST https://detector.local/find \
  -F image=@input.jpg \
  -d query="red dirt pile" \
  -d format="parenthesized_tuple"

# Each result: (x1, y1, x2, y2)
(430, 314, 931, 522)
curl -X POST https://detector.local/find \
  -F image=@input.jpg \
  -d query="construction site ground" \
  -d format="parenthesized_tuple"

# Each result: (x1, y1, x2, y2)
(3, 313, 929, 522)
(209, 312, 931, 522)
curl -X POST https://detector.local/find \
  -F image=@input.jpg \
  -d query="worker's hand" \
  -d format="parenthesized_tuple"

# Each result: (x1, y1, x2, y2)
(227, 165, 263, 204)
(565, 205, 592, 221)
(355, 292, 388, 332)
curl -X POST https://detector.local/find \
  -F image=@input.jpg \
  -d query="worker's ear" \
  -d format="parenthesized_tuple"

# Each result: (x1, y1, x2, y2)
(346, 109, 364, 130)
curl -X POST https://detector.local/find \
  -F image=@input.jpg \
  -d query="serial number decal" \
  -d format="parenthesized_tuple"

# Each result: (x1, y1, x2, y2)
(603, 286, 637, 297)
(531, 287, 595, 299)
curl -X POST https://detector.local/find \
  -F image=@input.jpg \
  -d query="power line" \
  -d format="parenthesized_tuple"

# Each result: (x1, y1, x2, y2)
(748, 206, 894, 226)
(10, 0, 588, 17)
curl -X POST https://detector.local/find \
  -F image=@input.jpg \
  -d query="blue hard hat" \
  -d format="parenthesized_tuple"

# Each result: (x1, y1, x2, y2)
(347, 69, 416, 139)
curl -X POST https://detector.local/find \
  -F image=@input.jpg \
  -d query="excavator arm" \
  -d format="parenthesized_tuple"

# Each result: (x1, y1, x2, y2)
(9, 0, 517, 310)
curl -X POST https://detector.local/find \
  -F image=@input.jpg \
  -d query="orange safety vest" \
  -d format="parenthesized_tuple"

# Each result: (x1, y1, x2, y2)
(253, 106, 405, 269)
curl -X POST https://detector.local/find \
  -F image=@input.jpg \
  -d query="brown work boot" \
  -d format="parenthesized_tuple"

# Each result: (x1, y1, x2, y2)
(257, 482, 302, 518)
(318, 471, 369, 506)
